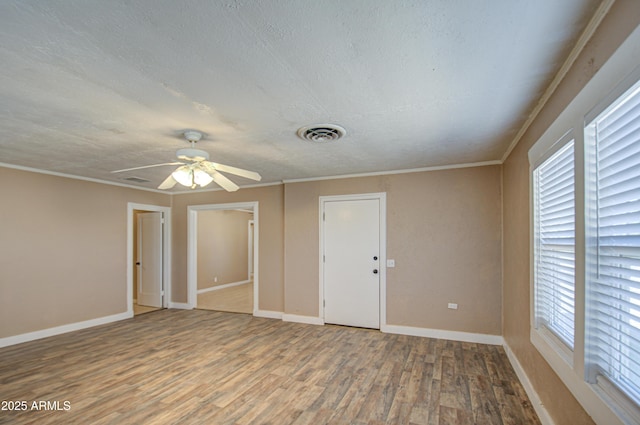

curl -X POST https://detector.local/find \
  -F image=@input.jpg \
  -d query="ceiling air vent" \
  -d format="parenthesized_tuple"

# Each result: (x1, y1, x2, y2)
(297, 124, 346, 143)
(123, 176, 151, 183)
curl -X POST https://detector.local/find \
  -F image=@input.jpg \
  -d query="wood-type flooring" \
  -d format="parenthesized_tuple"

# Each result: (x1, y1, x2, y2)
(197, 282, 253, 314)
(0, 309, 540, 425)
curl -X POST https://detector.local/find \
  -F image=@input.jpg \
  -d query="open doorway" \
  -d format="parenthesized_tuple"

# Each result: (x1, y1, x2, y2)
(187, 202, 258, 314)
(127, 203, 171, 316)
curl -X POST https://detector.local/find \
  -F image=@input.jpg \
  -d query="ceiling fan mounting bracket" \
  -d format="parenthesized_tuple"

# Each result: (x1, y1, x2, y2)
(177, 130, 208, 161)
(183, 130, 203, 143)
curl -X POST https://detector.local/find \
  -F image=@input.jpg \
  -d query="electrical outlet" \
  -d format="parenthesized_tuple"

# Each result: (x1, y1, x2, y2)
(214, 277, 218, 283)
(448, 303, 458, 310)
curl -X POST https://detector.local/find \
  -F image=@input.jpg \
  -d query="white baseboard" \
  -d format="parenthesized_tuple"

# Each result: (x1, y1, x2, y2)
(282, 314, 324, 325)
(503, 342, 554, 425)
(168, 302, 192, 309)
(0, 311, 131, 348)
(253, 310, 283, 320)
(382, 324, 504, 346)
(197, 280, 251, 294)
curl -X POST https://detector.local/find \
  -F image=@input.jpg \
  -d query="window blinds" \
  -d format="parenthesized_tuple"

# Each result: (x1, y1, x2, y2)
(587, 82, 640, 405)
(534, 141, 576, 349)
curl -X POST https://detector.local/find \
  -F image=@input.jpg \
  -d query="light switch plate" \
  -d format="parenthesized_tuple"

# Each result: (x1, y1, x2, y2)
(387, 259, 395, 267)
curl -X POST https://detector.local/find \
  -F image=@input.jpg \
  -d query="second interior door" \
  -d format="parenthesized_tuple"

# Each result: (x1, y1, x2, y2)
(323, 198, 380, 329)
(137, 212, 163, 308)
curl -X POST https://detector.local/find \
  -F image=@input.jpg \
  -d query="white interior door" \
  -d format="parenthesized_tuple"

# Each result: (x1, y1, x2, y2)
(323, 198, 380, 329)
(137, 212, 163, 308)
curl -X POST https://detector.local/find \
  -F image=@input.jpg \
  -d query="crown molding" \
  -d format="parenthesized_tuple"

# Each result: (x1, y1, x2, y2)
(0, 162, 168, 194)
(281, 160, 502, 184)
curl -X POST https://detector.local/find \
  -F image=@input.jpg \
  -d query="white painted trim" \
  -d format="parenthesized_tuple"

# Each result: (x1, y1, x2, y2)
(187, 202, 259, 312)
(248, 220, 254, 280)
(503, 343, 555, 425)
(0, 312, 131, 348)
(254, 310, 284, 320)
(319, 192, 387, 329)
(253, 204, 260, 313)
(282, 314, 324, 325)
(197, 280, 251, 294)
(284, 160, 501, 184)
(382, 324, 504, 346)
(127, 203, 172, 314)
(168, 302, 192, 310)
(501, 0, 615, 162)
(0, 162, 168, 194)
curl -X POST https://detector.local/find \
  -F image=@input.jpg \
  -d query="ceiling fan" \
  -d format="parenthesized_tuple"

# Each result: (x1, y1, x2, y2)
(112, 130, 261, 191)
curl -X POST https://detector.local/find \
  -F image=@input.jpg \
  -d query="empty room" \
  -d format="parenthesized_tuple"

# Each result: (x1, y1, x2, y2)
(1, 2, 640, 424)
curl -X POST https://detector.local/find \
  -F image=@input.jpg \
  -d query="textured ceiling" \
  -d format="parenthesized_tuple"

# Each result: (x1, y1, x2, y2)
(0, 0, 600, 192)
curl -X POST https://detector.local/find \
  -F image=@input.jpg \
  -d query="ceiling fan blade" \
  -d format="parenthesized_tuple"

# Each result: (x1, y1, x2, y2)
(111, 162, 183, 173)
(157, 174, 177, 190)
(208, 162, 261, 181)
(209, 170, 239, 192)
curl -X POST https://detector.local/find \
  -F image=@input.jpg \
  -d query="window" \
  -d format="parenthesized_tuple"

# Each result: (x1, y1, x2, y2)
(528, 29, 640, 424)
(533, 139, 576, 352)
(585, 79, 640, 415)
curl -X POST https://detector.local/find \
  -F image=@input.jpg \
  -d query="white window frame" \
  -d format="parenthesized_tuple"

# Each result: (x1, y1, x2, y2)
(531, 130, 576, 367)
(528, 24, 640, 425)
(584, 76, 640, 425)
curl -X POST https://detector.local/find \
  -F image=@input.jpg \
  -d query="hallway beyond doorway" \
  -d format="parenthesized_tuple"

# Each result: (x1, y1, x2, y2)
(197, 282, 253, 314)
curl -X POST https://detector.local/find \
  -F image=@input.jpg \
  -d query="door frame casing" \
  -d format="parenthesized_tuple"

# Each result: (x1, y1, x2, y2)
(127, 203, 172, 316)
(248, 220, 255, 280)
(187, 202, 259, 312)
(319, 192, 387, 328)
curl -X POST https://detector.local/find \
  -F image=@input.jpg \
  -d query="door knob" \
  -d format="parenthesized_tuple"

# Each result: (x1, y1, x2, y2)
(373, 269, 378, 274)
(136, 262, 141, 266)
(373, 256, 378, 261)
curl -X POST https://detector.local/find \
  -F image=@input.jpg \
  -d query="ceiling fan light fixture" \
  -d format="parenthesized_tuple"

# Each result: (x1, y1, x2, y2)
(194, 168, 214, 186)
(172, 166, 214, 189)
(172, 166, 193, 187)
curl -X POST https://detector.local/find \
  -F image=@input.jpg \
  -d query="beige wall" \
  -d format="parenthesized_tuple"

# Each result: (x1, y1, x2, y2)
(170, 184, 284, 312)
(171, 166, 501, 335)
(284, 166, 502, 334)
(197, 209, 251, 290)
(0, 167, 170, 338)
(501, 3, 640, 424)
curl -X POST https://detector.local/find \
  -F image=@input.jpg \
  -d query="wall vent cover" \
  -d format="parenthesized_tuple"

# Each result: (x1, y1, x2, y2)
(297, 124, 346, 142)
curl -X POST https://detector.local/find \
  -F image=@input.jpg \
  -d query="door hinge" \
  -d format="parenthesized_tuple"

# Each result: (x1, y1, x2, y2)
(161, 290, 165, 296)
(161, 218, 165, 224)
(323, 212, 325, 221)
(323, 254, 325, 263)
(323, 300, 325, 307)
